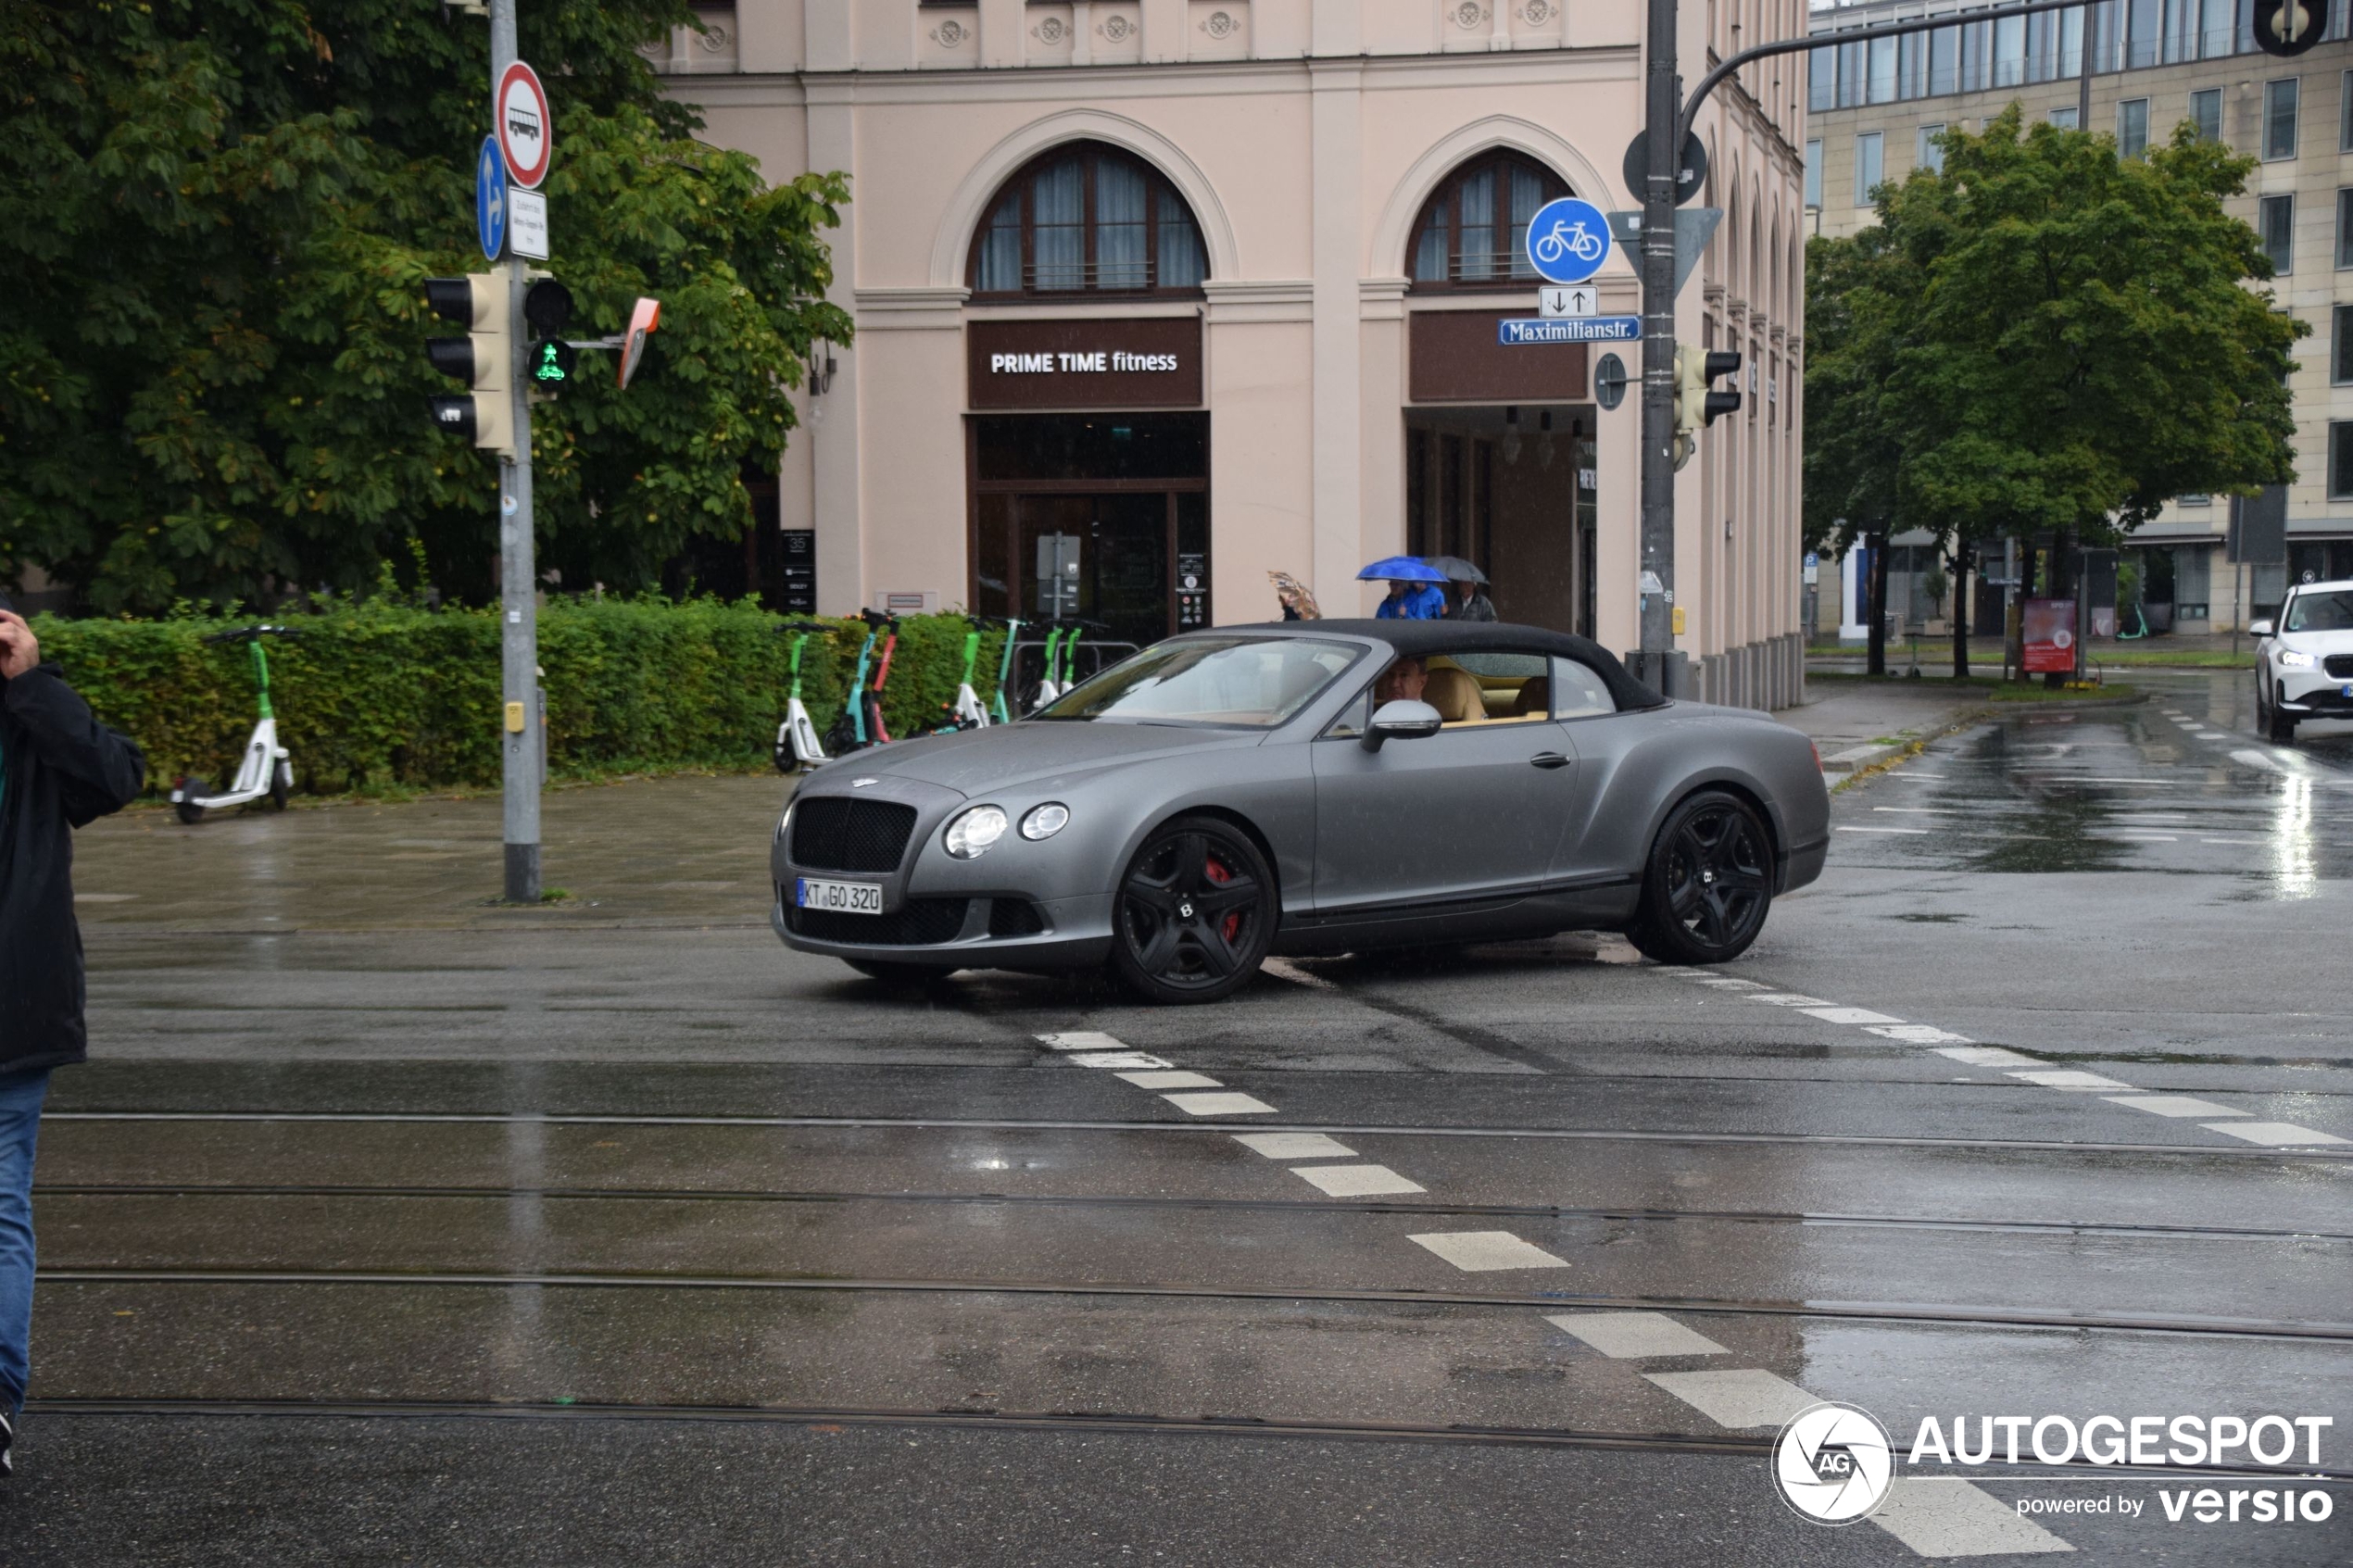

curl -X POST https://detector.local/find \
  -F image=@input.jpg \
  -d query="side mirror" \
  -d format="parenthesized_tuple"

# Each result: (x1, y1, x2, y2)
(1362, 699, 1443, 751)
(2248, 620, 2274, 638)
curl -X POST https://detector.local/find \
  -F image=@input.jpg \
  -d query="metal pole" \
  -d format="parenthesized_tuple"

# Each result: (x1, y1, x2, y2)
(2077, 1, 2094, 129)
(490, 0, 541, 903)
(1637, 0, 1682, 696)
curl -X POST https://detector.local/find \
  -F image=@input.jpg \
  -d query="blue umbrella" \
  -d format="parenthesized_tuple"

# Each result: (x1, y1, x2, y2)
(1356, 555, 1448, 583)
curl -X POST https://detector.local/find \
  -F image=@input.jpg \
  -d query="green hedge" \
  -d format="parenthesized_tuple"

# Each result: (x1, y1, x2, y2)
(30, 599, 1006, 796)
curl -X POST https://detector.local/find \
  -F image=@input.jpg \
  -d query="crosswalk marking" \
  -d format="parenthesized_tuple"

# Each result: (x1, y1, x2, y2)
(1232, 1132, 1355, 1160)
(1545, 1311, 1726, 1359)
(2201, 1120, 2351, 1148)
(1162, 1091, 1277, 1117)
(1641, 1368, 1813, 1429)
(1289, 1163, 1425, 1198)
(1870, 1478, 2076, 1556)
(1407, 1231, 1568, 1272)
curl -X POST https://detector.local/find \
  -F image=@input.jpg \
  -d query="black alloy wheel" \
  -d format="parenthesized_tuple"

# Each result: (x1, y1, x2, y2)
(1110, 815, 1275, 1004)
(1628, 789, 1775, 965)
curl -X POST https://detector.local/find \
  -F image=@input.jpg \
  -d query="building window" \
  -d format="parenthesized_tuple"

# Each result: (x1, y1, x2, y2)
(2331, 422, 2353, 499)
(2119, 97, 2149, 158)
(2333, 304, 2353, 382)
(1408, 151, 1571, 289)
(2049, 106, 2080, 130)
(1805, 139, 1823, 208)
(2126, 0, 2159, 68)
(1928, 23, 1957, 94)
(1809, 44, 1836, 113)
(1918, 123, 1946, 174)
(2265, 77, 2299, 160)
(2339, 189, 2353, 268)
(1869, 33, 1897, 102)
(1855, 132, 1884, 206)
(2342, 69, 2353, 150)
(968, 143, 1208, 297)
(2259, 194, 2295, 274)
(2192, 87, 2222, 143)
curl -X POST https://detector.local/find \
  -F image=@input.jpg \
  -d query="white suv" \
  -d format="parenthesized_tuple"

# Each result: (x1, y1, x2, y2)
(2253, 578, 2353, 743)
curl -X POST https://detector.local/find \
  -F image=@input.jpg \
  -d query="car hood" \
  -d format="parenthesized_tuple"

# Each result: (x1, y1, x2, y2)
(816, 721, 1265, 797)
(2278, 628, 2353, 654)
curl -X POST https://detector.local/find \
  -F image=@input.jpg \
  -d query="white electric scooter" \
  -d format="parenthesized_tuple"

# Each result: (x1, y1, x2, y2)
(170, 626, 298, 823)
(772, 621, 831, 772)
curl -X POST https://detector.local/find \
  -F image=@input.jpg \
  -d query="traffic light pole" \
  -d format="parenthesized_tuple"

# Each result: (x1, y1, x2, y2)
(489, 0, 541, 902)
(1635, 0, 1682, 696)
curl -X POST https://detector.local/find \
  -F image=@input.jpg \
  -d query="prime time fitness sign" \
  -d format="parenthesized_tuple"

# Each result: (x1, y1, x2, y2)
(968, 318, 1202, 409)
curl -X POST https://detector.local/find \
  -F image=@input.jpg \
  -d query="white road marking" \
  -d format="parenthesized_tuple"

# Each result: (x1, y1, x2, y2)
(1873, 806, 1961, 814)
(2200, 835, 2267, 846)
(2200, 1121, 2351, 1148)
(2112, 811, 2190, 820)
(2101, 832, 2178, 841)
(1545, 1311, 1726, 1359)
(2016, 775, 2171, 785)
(2230, 748, 2286, 772)
(1796, 1006, 1906, 1025)
(1640, 1368, 1813, 1429)
(1837, 825, 1930, 834)
(2006, 1070, 2136, 1091)
(1161, 1092, 1277, 1117)
(72, 892, 136, 903)
(1871, 1477, 2076, 1556)
(1260, 957, 1340, 990)
(1407, 1230, 1569, 1272)
(1290, 1163, 1426, 1198)
(1067, 1052, 1174, 1070)
(1232, 1132, 1356, 1160)
(1746, 993, 1831, 1006)
(1936, 1047, 2037, 1066)
(1037, 1032, 1126, 1051)
(1867, 1024, 1974, 1045)
(2102, 1095, 2247, 1119)
(1115, 1070, 1221, 1089)
(1684, 977, 1770, 990)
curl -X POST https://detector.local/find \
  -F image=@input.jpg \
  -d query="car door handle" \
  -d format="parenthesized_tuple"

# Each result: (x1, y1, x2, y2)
(1530, 752, 1570, 770)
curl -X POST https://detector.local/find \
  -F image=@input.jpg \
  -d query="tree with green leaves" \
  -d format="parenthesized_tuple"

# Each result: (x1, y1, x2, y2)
(0, 0, 850, 614)
(1805, 106, 2300, 677)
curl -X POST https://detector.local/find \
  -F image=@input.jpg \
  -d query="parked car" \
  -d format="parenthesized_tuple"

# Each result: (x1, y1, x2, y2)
(2252, 579, 2353, 743)
(771, 621, 1831, 1003)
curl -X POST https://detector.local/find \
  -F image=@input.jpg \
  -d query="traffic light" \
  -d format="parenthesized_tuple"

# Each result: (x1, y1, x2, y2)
(521, 278, 578, 395)
(1672, 345, 1743, 469)
(424, 275, 512, 453)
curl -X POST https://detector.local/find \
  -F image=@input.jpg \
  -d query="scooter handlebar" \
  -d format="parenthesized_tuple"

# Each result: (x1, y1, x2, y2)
(202, 625, 303, 645)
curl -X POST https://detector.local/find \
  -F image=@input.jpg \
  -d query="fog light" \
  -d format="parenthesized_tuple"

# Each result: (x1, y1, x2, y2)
(945, 805, 1009, 859)
(1020, 803, 1071, 841)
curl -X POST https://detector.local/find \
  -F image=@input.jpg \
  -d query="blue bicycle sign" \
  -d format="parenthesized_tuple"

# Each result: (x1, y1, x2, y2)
(1524, 195, 1612, 284)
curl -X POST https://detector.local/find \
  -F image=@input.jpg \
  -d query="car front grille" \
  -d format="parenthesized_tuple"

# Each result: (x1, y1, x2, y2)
(786, 897, 970, 946)
(2322, 654, 2353, 679)
(791, 797, 918, 872)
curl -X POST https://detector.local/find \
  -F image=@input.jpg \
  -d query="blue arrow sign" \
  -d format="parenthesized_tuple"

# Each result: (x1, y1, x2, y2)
(1500, 316, 1642, 345)
(476, 136, 509, 260)
(1523, 195, 1613, 284)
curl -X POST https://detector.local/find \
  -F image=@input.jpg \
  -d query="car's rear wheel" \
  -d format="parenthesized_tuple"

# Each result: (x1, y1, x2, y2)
(1627, 790, 1774, 965)
(1109, 815, 1274, 1004)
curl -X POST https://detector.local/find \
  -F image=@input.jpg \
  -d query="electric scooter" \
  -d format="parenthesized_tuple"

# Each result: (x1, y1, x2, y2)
(938, 623, 990, 732)
(1029, 625, 1067, 711)
(988, 616, 1024, 725)
(170, 626, 299, 824)
(823, 610, 897, 757)
(772, 621, 832, 772)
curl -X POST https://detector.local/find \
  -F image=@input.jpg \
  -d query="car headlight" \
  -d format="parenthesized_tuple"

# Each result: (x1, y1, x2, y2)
(944, 805, 1009, 859)
(775, 800, 794, 844)
(1020, 803, 1071, 841)
(2278, 649, 2318, 670)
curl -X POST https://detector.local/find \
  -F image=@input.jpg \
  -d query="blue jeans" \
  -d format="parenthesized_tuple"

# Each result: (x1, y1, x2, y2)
(0, 1069, 50, 1418)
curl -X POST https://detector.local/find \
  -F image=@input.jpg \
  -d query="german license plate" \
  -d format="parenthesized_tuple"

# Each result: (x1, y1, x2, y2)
(796, 877, 882, 914)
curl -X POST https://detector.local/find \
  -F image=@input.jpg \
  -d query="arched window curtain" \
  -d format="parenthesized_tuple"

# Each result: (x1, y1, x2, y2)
(1409, 152, 1570, 289)
(970, 143, 1209, 297)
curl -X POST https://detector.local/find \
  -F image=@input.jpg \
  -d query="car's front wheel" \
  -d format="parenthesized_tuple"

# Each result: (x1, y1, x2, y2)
(2264, 684, 2298, 745)
(1109, 815, 1275, 1004)
(1627, 789, 1775, 965)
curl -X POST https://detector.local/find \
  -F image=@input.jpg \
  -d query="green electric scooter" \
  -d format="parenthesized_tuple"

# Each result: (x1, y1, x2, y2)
(773, 621, 832, 772)
(170, 626, 300, 824)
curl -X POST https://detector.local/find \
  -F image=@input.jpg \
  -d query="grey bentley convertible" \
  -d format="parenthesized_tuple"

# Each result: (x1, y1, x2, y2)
(772, 621, 1829, 1003)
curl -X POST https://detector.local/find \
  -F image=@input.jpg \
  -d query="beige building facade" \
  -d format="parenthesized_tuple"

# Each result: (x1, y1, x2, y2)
(655, 0, 1810, 708)
(1806, 0, 2353, 634)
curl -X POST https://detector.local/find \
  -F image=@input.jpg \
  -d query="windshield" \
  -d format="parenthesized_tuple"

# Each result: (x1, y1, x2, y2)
(1037, 637, 1361, 727)
(2283, 590, 2353, 633)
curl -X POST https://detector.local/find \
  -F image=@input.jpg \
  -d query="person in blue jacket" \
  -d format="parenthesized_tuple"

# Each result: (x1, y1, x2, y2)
(1374, 579, 1448, 620)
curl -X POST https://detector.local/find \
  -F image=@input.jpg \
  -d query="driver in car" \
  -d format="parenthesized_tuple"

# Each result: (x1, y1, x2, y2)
(1373, 658, 1427, 706)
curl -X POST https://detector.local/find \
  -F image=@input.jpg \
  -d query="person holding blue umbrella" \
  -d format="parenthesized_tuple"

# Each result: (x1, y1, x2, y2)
(1359, 556, 1449, 620)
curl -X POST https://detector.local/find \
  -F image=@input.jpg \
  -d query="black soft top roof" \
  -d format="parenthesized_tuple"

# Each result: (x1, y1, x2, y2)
(1207, 620, 1667, 710)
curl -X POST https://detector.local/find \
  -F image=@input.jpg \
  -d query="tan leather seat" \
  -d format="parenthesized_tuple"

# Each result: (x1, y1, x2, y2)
(1512, 677, 1551, 718)
(1422, 666, 1486, 723)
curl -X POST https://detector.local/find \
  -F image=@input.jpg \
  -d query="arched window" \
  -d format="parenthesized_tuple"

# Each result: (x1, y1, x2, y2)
(968, 142, 1209, 298)
(1408, 151, 1571, 289)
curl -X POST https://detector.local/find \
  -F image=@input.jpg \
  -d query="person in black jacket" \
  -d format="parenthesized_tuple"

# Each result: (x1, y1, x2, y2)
(0, 601, 145, 1476)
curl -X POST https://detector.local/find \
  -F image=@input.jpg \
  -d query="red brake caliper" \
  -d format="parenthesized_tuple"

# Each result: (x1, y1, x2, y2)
(1204, 856, 1240, 942)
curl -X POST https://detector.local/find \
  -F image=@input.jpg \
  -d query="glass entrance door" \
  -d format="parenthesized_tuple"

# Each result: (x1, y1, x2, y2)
(1006, 493, 1169, 650)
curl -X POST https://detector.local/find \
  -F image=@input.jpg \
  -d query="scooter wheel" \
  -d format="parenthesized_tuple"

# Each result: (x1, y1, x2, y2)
(172, 775, 209, 825)
(270, 760, 292, 810)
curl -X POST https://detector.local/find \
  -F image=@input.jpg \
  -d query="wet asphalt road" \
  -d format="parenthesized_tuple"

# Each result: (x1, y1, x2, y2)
(3, 671, 2348, 1565)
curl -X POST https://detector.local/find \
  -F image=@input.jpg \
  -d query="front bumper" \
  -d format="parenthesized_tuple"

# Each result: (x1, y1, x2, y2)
(2272, 667, 2353, 714)
(772, 885, 1114, 971)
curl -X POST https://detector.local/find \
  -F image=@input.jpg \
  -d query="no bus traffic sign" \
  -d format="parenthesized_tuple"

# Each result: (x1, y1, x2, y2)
(497, 61, 553, 189)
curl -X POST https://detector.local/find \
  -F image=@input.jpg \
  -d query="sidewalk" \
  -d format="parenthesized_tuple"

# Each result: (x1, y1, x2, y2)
(1772, 675, 1991, 774)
